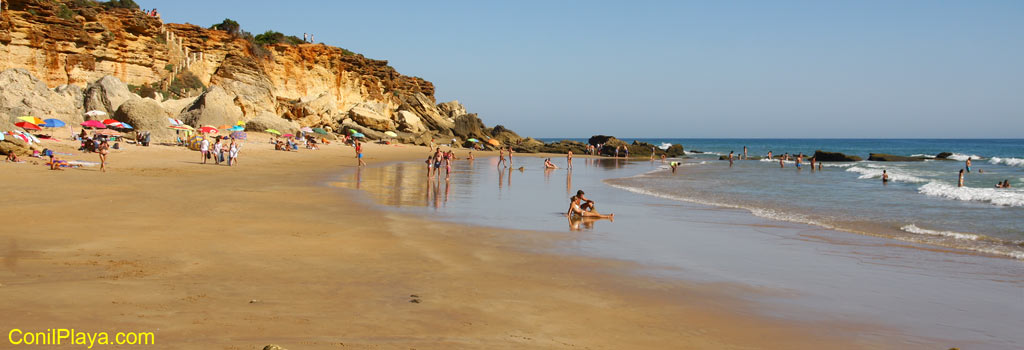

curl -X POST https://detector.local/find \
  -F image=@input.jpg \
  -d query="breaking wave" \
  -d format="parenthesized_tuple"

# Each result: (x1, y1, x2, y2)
(846, 166, 930, 183)
(917, 182, 1024, 207)
(900, 224, 979, 241)
(989, 157, 1024, 167)
(945, 153, 984, 161)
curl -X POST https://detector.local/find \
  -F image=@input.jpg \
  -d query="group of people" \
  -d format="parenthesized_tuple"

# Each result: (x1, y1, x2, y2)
(567, 190, 613, 219)
(425, 147, 456, 179)
(199, 136, 241, 166)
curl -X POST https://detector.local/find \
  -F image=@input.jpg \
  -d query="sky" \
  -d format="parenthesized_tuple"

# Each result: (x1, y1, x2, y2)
(147, 0, 1023, 138)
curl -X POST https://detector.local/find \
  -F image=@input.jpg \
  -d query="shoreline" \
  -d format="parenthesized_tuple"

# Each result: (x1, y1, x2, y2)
(0, 141, 901, 349)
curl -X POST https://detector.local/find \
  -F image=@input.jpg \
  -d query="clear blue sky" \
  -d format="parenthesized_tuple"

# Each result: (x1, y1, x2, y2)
(147, 0, 1023, 138)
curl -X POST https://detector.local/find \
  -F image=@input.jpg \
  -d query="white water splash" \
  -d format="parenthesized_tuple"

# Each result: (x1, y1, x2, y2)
(917, 182, 1024, 207)
(900, 224, 979, 241)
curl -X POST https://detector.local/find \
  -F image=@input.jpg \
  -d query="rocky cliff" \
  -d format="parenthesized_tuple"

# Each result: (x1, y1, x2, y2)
(0, 0, 509, 144)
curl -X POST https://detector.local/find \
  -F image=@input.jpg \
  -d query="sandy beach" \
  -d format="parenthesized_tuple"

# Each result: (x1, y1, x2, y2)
(0, 138, 893, 349)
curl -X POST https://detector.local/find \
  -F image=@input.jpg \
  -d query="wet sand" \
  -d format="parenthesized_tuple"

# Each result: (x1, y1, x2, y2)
(2, 137, 907, 349)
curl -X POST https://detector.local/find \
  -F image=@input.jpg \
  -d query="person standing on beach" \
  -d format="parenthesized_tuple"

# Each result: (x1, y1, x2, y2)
(200, 136, 209, 164)
(497, 148, 507, 168)
(508, 146, 514, 166)
(98, 138, 109, 172)
(213, 137, 223, 165)
(228, 140, 239, 166)
(567, 150, 573, 169)
(966, 157, 972, 173)
(743, 146, 748, 160)
(958, 169, 965, 187)
(355, 140, 365, 167)
(728, 151, 734, 167)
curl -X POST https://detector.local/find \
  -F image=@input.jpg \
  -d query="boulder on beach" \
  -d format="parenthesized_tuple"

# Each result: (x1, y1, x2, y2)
(84, 75, 138, 117)
(0, 137, 34, 156)
(868, 153, 926, 162)
(396, 110, 427, 133)
(348, 106, 395, 132)
(113, 98, 174, 141)
(490, 125, 523, 145)
(538, 140, 587, 154)
(0, 68, 82, 123)
(452, 113, 487, 140)
(245, 113, 299, 135)
(178, 86, 243, 127)
(813, 150, 862, 162)
(512, 137, 545, 153)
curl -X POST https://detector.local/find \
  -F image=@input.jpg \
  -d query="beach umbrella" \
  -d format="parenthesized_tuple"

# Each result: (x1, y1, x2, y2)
(282, 133, 294, 138)
(18, 116, 45, 124)
(467, 138, 479, 143)
(236, 120, 245, 126)
(102, 119, 120, 125)
(42, 119, 66, 128)
(218, 124, 234, 130)
(167, 125, 192, 130)
(384, 131, 398, 138)
(84, 110, 107, 117)
(199, 126, 219, 134)
(81, 120, 107, 128)
(229, 125, 244, 131)
(15, 122, 42, 131)
(167, 118, 184, 126)
(0, 133, 4, 141)
(265, 129, 281, 135)
(352, 132, 365, 138)
(487, 139, 500, 146)
(312, 127, 328, 135)
(229, 131, 247, 140)
(348, 129, 359, 134)
(117, 122, 133, 129)
(300, 127, 314, 133)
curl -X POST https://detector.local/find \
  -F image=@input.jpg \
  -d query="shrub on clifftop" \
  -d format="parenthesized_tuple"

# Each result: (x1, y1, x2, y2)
(104, 0, 139, 9)
(211, 19, 241, 36)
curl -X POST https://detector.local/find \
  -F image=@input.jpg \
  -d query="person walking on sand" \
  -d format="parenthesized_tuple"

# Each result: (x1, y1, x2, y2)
(355, 140, 366, 167)
(200, 136, 210, 164)
(567, 150, 573, 169)
(966, 157, 972, 173)
(97, 138, 109, 172)
(958, 169, 965, 187)
(497, 148, 507, 168)
(228, 140, 239, 166)
(212, 137, 223, 165)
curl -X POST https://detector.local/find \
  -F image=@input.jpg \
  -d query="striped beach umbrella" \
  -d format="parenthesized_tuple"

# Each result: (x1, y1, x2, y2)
(15, 122, 41, 131)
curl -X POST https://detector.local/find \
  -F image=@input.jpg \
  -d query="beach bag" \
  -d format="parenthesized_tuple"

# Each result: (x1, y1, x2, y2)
(206, 152, 211, 160)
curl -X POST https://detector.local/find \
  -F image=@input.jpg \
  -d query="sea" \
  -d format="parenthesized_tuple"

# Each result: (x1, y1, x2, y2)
(546, 138, 1024, 261)
(333, 138, 1024, 348)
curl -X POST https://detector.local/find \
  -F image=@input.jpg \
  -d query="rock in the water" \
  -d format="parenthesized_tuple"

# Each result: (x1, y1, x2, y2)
(935, 152, 953, 159)
(588, 135, 616, 146)
(84, 75, 138, 116)
(0, 69, 82, 124)
(262, 345, 287, 350)
(664, 144, 685, 157)
(348, 106, 395, 131)
(114, 98, 174, 141)
(245, 113, 299, 134)
(868, 153, 926, 162)
(587, 135, 628, 156)
(178, 86, 244, 127)
(511, 137, 545, 153)
(813, 150, 863, 162)
(453, 113, 487, 140)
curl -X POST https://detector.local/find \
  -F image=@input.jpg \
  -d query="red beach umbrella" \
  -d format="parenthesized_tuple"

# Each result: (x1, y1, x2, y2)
(199, 126, 219, 134)
(81, 120, 107, 129)
(102, 119, 120, 125)
(15, 122, 42, 131)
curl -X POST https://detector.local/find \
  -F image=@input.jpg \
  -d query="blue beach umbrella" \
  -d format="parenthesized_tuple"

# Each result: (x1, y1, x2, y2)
(230, 125, 244, 131)
(42, 119, 66, 128)
(118, 122, 134, 129)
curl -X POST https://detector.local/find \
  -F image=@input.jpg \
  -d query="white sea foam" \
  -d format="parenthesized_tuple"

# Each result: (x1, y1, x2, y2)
(989, 157, 1024, 167)
(821, 162, 858, 168)
(846, 166, 930, 183)
(900, 224, 979, 241)
(658, 143, 672, 150)
(945, 153, 984, 161)
(910, 154, 937, 159)
(917, 182, 1024, 207)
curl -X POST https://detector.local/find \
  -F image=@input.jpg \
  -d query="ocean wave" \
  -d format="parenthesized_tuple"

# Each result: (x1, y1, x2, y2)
(988, 157, 1024, 167)
(900, 224, 979, 240)
(658, 143, 672, 150)
(846, 166, 930, 183)
(945, 153, 984, 161)
(917, 182, 1024, 207)
(606, 179, 1024, 260)
(821, 162, 858, 168)
(910, 154, 937, 159)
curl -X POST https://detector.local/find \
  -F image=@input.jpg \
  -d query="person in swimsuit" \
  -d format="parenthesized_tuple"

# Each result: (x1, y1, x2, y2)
(966, 157, 972, 173)
(444, 151, 453, 179)
(433, 151, 442, 178)
(98, 139, 110, 172)
(497, 148, 506, 168)
(670, 161, 679, 173)
(355, 140, 365, 167)
(567, 196, 612, 219)
(728, 151, 734, 167)
(958, 169, 965, 187)
(795, 154, 803, 169)
(567, 150, 573, 169)
(882, 170, 889, 183)
(544, 158, 558, 169)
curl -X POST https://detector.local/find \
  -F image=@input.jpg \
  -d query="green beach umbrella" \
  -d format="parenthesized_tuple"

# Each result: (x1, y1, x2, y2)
(265, 129, 281, 135)
(312, 127, 329, 135)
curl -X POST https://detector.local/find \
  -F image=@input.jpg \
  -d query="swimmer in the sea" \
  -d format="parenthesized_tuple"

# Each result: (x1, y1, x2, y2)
(958, 169, 965, 187)
(882, 169, 889, 183)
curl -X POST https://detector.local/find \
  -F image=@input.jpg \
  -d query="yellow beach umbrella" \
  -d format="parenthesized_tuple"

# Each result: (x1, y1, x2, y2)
(236, 120, 245, 126)
(18, 116, 45, 124)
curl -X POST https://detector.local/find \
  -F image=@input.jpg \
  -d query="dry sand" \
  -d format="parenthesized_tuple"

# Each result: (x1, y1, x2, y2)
(1, 136, 883, 349)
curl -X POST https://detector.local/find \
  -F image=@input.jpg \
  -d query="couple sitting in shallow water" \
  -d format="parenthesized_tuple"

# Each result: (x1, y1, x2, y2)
(567, 190, 613, 219)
